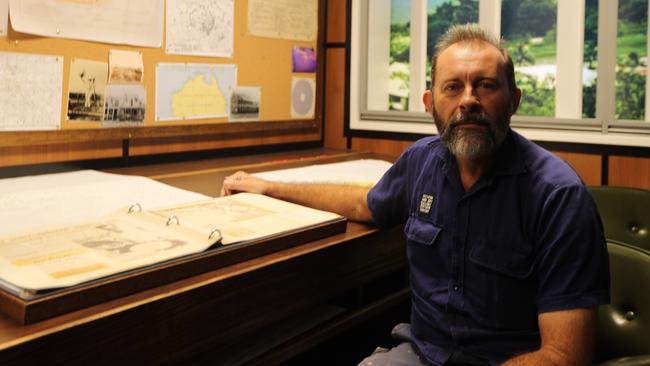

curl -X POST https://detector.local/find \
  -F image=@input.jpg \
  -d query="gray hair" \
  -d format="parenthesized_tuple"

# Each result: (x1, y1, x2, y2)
(430, 24, 517, 101)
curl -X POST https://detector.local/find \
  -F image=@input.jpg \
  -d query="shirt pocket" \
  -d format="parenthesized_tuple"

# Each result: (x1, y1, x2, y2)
(469, 244, 534, 279)
(468, 243, 538, 330)
(404, 216, 445, 299)
(404, 216, 441, 246)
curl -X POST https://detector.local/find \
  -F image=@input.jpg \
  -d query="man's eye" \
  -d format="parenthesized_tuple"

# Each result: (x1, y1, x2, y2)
(444, 84, 459, 92)
(478, 81, 497, 89)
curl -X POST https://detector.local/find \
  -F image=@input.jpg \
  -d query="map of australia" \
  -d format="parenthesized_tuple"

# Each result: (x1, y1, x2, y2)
(156, 63, 237, 121)
(171, 74, 226, 118)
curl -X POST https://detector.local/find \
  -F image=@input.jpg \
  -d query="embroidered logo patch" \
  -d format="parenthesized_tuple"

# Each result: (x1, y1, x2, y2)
(419, 193, 434, 214)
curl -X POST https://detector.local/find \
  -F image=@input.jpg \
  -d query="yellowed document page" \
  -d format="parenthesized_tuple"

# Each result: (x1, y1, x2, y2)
(0, 210, 212, 291)
(152, 193, 342, 245)
(248, 0, 317, 41)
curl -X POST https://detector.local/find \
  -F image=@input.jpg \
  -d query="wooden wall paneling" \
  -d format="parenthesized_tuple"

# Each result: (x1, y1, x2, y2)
(0, 140, 123, 168)
(608, 156, 650, 190)
(326, 0, 347, 43)
(551, 151, 602, 186)
(129, 131, 321, 156)
(351, 138, 413, 159)
(324, 48, 347, 150)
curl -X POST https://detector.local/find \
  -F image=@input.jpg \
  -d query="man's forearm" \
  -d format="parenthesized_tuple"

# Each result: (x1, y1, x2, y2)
(265, 182, 373, 222)
(502, 308, 596, 366)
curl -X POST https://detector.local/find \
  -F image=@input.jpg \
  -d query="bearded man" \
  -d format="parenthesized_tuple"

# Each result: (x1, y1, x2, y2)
(221, 24, 609, 366)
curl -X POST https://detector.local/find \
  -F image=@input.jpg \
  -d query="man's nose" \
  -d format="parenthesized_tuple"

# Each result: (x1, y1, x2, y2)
(459, 86, 480, 112)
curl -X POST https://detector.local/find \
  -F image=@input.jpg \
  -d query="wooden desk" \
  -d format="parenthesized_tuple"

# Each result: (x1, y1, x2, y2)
(0, 149, 408, 365)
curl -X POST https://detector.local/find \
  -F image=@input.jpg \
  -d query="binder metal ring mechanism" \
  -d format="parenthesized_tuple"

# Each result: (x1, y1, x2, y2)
(209, 228, 222, 243)
(166, 214, 179, 226)
(128, 203, 142, 213)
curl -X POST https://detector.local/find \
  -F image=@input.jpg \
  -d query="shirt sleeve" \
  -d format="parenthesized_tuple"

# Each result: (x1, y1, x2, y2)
(535, 184, 610, 313)
(367, 148, 412, 229)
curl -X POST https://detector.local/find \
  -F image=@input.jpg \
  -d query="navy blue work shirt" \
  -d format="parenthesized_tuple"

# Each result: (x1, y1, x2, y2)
(367, 130, 610, 365)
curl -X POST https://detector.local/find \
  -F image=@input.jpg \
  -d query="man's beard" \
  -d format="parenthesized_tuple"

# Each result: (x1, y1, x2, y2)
(433, 109, 509, 159)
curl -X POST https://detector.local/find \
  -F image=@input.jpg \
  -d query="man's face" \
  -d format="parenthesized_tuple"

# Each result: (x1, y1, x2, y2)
(424, 41, 519, 159)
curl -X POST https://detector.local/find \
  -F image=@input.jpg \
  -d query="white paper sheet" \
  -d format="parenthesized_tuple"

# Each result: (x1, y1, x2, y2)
(254, 159, 393, 187)
(9, 0, 164, 47)
(0, 0, 8, 36)
(0, 51, 63, 131)
(166, 0, 234, 57)
(248, 0, 317, 41)
(0, 170, 209, 238)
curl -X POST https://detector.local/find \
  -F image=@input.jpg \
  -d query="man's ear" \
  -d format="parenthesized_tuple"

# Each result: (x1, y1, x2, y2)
(423, 90, 434, 114)
(511, 88, 522, 114)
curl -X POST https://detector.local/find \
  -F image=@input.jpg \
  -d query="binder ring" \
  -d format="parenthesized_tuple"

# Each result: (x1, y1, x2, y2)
(209, 228, 222, 242)
(128, 203, 142, 213)
(166, 215, 179, 226)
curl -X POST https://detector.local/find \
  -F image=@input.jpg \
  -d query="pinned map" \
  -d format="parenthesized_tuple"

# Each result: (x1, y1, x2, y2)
(166, 0, 234, 58)
(156, 63, 237, 121)
(0, 51, 63, 131)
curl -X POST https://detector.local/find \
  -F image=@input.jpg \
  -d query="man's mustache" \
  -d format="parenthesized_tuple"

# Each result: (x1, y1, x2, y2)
(448, 112, 492, 128)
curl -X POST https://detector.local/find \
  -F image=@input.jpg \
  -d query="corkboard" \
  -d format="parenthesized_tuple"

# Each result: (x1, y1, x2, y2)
(0, 0, 324, 148)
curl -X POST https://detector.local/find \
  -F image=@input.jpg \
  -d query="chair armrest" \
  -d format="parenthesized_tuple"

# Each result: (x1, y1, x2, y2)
(598, 355, 650, 366)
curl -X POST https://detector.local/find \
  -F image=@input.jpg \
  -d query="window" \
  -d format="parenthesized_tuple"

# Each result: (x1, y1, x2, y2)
(616, 0, 648, 120)
(350, 0, 650, 146)
(501, 0, 558, 117)
(389, 0, 411, 111)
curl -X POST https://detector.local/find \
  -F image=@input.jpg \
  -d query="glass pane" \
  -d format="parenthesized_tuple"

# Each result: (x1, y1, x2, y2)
(615, 0, 648, 120)
(389, 0, 411, 111)
(501, 0, 558, 117)
(583, 0, 598, 118)
(426, 0, 479, 88)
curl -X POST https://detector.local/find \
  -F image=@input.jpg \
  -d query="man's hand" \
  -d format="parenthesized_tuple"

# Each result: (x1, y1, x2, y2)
(221, 171, 268, 196)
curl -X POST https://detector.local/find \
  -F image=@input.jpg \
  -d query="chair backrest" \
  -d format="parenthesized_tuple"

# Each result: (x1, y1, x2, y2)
(596, 241, 650, 361)
(589, 186, 650, 251)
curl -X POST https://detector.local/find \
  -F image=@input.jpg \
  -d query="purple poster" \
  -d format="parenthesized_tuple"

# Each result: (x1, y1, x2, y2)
(292, 46, 317, 73)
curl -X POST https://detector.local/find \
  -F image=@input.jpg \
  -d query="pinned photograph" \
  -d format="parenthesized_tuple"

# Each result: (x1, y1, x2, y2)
(67, 59, 108, 121)
(292, 46, 317, 73)
(230, 87, 261, 122)
(109, 49, 144, 84)
(103, 84, 146, 126)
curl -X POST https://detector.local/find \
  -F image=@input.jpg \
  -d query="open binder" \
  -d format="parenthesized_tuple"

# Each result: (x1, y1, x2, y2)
(0, 192, 344, 300)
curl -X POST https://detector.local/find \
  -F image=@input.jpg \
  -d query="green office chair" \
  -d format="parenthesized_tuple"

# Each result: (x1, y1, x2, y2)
(589, 186, 650, 251)
(596, 241, 650, 365)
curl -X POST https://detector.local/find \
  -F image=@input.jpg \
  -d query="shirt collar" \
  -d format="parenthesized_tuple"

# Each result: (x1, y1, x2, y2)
(492, 129, 527, 177)
(429, 129, 527, 186)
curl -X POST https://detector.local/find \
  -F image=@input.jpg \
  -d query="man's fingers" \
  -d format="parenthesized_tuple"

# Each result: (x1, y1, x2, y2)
(221, 171, 267, 196)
